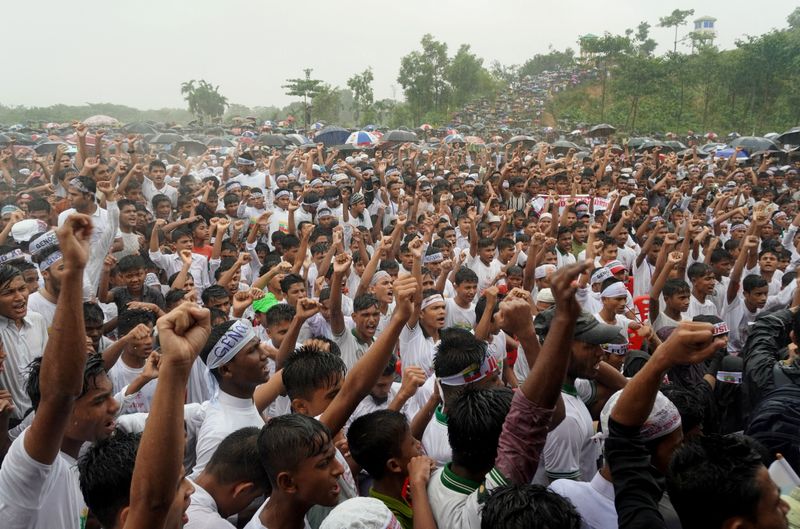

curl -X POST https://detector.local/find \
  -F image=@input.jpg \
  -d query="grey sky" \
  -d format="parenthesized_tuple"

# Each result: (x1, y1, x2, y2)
(1, 0, 792, 110)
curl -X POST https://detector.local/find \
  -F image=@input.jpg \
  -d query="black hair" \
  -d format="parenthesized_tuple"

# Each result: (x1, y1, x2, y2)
(0, 264, 22, 290)
(83, 302, 105, 325)
(379, 260, 399, 273)
(28, 197, 51, 213)
(282, 346, 346, 401)
(353, 293, 379, 313)
(687, 262, 714, 281)
(280, 273, 305, 294)
(557, 225, 574, 236)
(72, 176, 96, 195)
(663, 278, 691, 297)
(26, 353, 106, 413)
(710, 248, 733, 264)
(117, 254, 145, 274)
(667, 434, 766, 529)
(117, 309, 156, 335)
(496, 237, 515, 251)
(474, 292, 501, 323)
(282, 234, 300, 250)
(477, 237, 495, 250)
(165, 288, 188, 307)
(742, 274, 768, 293)
(347, 410, 409, 480)
(201, 284, 230, 305)
(264, 303, 296, 326)
(171, 227, 193, 243)
(149, 159, 166, 171)
(434, 328, 488, 378)
(78, 430, 141, 528)
(660, 385, 705, 435)
(480, 484, 582, 529)
(209, 307, 229, 325)
(454, 266, 479, 285)
(257, 414, 332, 487)
(448, 387, 513, 473)
(206, 427, 270, 492)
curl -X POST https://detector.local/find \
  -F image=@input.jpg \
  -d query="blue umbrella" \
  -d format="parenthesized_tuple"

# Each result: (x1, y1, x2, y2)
(713, 148, 748, 160)
(444, 134, 466, 144)
(345, 131, 378, 146)
(315, 126, 350, 147)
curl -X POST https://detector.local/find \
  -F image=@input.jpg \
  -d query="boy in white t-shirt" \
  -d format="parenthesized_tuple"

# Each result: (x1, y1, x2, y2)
(444, 267, 479, 330)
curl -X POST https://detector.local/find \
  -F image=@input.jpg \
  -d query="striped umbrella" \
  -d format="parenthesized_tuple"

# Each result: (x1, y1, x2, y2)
(419, 124, 432, 131)
(345, 131, 378, 146)
(444, 134, 466, 145)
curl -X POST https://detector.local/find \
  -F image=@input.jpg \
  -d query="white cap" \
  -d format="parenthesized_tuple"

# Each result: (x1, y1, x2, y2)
(319, 497, 401, 529)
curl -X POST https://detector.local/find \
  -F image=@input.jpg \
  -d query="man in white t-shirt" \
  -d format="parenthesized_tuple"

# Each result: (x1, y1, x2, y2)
(444, 267, 478, 330)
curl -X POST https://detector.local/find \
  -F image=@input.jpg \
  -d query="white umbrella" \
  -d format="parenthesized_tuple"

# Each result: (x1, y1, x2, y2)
(83, 115, 119, 127)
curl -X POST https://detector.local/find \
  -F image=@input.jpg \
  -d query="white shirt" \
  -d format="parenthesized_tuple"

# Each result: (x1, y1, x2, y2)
(233, 170, 267, 192)
(149, 249, 211, 292)
(686, 294, 718, 320)
(422, 406, 452, 466)
(722, 296, 760, 354)
(0, 312, 48, 419)
(466, 255, 503, 292)
(26, 294, 56, 329)
(399, 322, 438, 377)
(332, 328, 372, 371)
(108, 357, 157, 414)
(142, 178, 178, 208)
(191, 391, 265, 478)
(550, 471, 617, 529)
(444, 298, 475, 331)
(633, 258, 655, 299)
(185, 480, 235, 529)
(0, 429, 88, 529)
(244, 497, 311, 529)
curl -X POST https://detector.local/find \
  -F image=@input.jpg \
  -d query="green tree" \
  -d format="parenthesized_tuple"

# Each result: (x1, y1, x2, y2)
(788, 6, 800, 30)
(283, 69, 324, 128)
(519, 47, 575, 77)
(347, 67, 374, 126)
(658, 9, 695, 53)
(311, 84, 343, 125)
(398, 34, 451, 124)
(447, 44, 495, 107)
(180, 80, 228, 122)
(580, 33, 631, 120)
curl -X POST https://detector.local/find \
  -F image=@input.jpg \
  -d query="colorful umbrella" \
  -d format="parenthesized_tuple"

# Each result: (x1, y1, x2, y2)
(345, 131, 378, 146)
(444, 134, 466, 144)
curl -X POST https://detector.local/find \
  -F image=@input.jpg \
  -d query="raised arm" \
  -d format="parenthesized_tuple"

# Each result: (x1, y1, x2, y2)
(330, 253, 352, 336)
(24, 214, 91, 464)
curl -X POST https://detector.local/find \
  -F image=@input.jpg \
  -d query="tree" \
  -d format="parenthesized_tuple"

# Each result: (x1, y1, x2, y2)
(347, 68, 374, 126)
(788, 6, 800, 30)
(580, 33, 632, 120)
(283, 69, 324, 128)
(519, 47, 575, 77)
(397, 34, 451, 124)
(447, 44, 495, 107)
(658, 9, 695, 53)
(180, 80, 228, 122)
(311, 84, 343, 125)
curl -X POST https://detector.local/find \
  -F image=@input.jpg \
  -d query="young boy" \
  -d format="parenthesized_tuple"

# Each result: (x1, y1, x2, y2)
(99, 254, 166, 316)
(106, 309, 158, 413)
(149, 222, 211, 293)
(444, 267, 478, 330)
(650, 251, 691, 333)
(468, 237, 503, 292)
(685, 262, 719, 320)
(723, 235, 767, 354)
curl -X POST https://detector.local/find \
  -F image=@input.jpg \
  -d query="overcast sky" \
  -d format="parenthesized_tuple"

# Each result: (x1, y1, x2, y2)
(1, 1, 793, 110)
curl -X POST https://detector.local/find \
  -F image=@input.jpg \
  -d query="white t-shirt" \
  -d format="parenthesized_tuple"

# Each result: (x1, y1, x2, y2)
(26, 293, 56, 329)
(722, 296, 760, 354)
(142, 177, 178, 208)
(444, 298, 475, 331)
(633, 258, 655, 299)
(332, 328, 373, 371)
(185, 480, 235, 529)
(550, 471, 617, 529)
(0, 312, 49, 419)
(0, 429, 88, 529)
(422, 406, 452, 467)
(466, 255, 503, 292)
(686, 294, 719, 320)
(108, 357, 157, 414)
(399, 323, 438, 377)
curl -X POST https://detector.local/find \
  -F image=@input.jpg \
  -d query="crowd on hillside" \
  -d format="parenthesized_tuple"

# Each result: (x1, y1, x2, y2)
(0, 120, 798, 529)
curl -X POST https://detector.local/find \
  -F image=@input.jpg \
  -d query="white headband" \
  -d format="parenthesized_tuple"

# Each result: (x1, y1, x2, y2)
(206, 319, 257, 370)
(0, 249, 23, 264)
(602, 342, 629, 356)
(30, 231, 58, 257)
(534, 264, 555, 279)
(237, 157, 256, 166)
(601, 281, 628, 298)
(423, 252, 443, 264)
(369, 270, 390, 287)
(39, 251, 63, 272)
(591, 267, 612, 285)
(420, 294, 445, 311)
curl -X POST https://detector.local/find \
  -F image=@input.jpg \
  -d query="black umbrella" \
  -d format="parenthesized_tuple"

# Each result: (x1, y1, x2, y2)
(382, 130, 418, 143)
(174, 140, 208, 156)
(626, 137, 652, 149)
(150, 133, 185, 144)
(550, 140, 580, 155)
(314, 126, 350, 147)
(4, 132, 35, 145)
(205, 127, 227, 137)
(729, 136, 781, 154)
(776, 127, 800, 146)
(0, 134, 10, 145)
(34, 141, 68, 154)
(638, 140, 667, 152)
(664, 140, 687, 151)
(506, 135, 536, 148)
(587, 124, 616, 138)
(206, 137, 235, 148)
(256, 134, 288, 147)
(121, 122, 157, 135)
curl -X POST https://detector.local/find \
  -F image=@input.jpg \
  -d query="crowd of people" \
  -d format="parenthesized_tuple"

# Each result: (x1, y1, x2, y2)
(0, 119, 798, 529)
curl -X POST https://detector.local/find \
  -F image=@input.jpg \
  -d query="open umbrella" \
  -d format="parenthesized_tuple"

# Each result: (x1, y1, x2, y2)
(638, 140, 667, 152)
(315, 126, 350, 147)
(729, 136, 781, 154)
(83, 115, 119, 127)
(464, 136, 485, 145)
(419, 124, 432, 132)
(506, 135, 536, 148)
(284, 134, 313, 147)
(174, 140, 208, 156)
(205, 127, 226, 137)
(587, 124, 616, 138)
(345, 131, 378, 147)
(776, 127, 800, 146)
(121, 122, 157, 135)
(150, 133, 185, 144)
(0, 134, 10, 145)
(34, 141, 68, 154)
(664, 140, 687, 151)
(626, 137, 652, 149)
(713, 148, 749, 160)
(330, 144, 369, 153)
(382, 130, 418, 143)
(550, 140, 579, 155)
(206, 138, 235, 148)
(3, 132, 35, 145)
(256, 134, 288, 147)
(444, 134, 466, 145)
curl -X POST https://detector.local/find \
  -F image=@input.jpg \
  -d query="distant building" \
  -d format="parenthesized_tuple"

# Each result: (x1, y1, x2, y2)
(693, 16, 717, 38)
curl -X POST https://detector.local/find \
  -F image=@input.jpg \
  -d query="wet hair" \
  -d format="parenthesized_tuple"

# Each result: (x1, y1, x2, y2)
(347, 410, 409, 480)
(497, 238, 515, 251)
(281, 234, 300, 250)
(206, 427, 270, 492)
(117, 309, 156, 336)
(477, 237, 496, 250)
(78, 430, 141, 528)
(280, 273, 305, 294)
(663, 279, 691, 297)
(201, 284, 230, 306)
(660, 385, 705, 434)
(480, 484, 582, 529)
(83, 302, 105, 325)
(379, 260, 399, 273)
(448, 387, 513, 473)
(353, 293, 379, 313)
(264, 303, 296, 327)
(474, 292, 501, 323)
(454, 266, 479, 285)
(257, 414, 333, 487)
(710, 248, 733, 265)
(165, 288, 188, 307)
(687, 262, 714, 281)
(0, 264, 22, 290)
(26, 353, 106, 413)
(171, 227, 193, 243)
(209, 307, 229, 325)
(434, 328, 488, 378)
(149, 160, 166, 171)
(282, 346, 346, 401)
(28, 198, 51, 214)
(742, 274, 768, 293)
(117, 254, 145, 274)
(667, 434, 766, 529)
